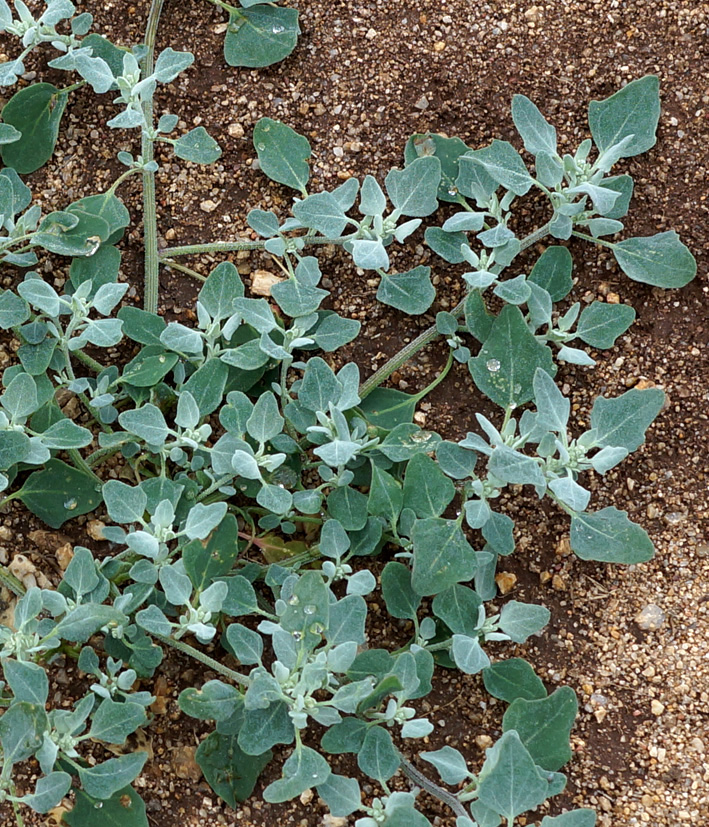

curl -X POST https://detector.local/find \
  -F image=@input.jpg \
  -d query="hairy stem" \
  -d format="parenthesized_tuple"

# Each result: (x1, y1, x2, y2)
(141, 0, 166, 314)
(359, 220, 552, 398)
(152, 632, 250, 687)
(159, 232, 356, 259)
(398, 754, 469, 820)
(72, 348, 105, 373)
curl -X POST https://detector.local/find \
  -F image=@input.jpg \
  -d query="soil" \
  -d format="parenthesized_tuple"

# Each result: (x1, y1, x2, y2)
(1, 1, 708, 826)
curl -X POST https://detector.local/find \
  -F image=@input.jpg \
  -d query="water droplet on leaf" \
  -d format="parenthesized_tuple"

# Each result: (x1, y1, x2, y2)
(64, 498, 78, 510)
(288, 595, 299, 605)
(257, 142, 266, 151)
(303, 604, 316, 615)
(486, 358, 501, 372)
(272, 24, 285, 34)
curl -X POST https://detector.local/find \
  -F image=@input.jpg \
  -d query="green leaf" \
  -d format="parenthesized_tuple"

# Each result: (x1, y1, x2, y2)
(457, 153, 498, 206)
(403, 452, 455, 518)
(590, 387, 665, 451)
(326, 486, 368, 531)
(237, 701, 294, 755)
(118, 404, 169, 446)
(316, 773, 362, 817)
(381, 561, 421, 620)
(602, 175, 633, 219)
(253, 117, 311, 195)
(483, 658, 547, 703)
(179, 680, 241, 722)
(477, 730, 549, 823)
(1, 83, 68, 173)
(528, 246, 573, 301)
(488, 446, 546, 489)
(404, 132, 470, 203)
(174, 126, 221, 164)
(299, 356, 340, 411)
(18, 459, 102, 529)
(196, 731, 271, 806)
(0, 701, 46, 764)
(467, 140, 533, 196)
(39, 418, 93, 449)
(358, 725, 400, 783)
(3, 659, 48, 705)
(498, 601, 550, 643)
(358, 387, 417, 429)
(588, 75, 660, 157)
(154, 48, 194, 82)
(64, 782, 148, 827)
(0, 289, 30, 328)
(576, 302, 635, 348)
(21, 771, 71, 814)
(469, 305, 555, 408)
(68, 192, 130, 245)
(220, 575, 259, 616)
(420, 746, 470, 785)
(271, 278, 328, 318)
(411, 517, 477, 596)
(432, 584, 482, 636)
(377, 266, 436, 315)
(89, 700, 147, 743)
(502, 687, 578, 771)
(71, 245, 122, 296)
(79, 753, 148, 800)
(464, 290, 494, 342)
(184, 514, 241, 590)
(224, 6, 300, 69)
(293, 190, 349, 237)
(320, 717, 368, 754)
(570, 507, 654, 563)
(424, 226, 469, 263)
(368, 463, 403, 524)
(533, 368, 569, 434)
(511, 95, 557, 156)
(102, 480, 147, 524)
(610, 231, 696, 288)
(264, 745, 330, 803)
(385, 156, 442, 217)
(451, 634, 490, 674)
(54, 604, 127, 642)
(117, 308, 167, 346)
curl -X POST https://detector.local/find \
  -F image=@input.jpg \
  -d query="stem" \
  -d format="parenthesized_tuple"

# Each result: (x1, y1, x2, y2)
(11, 796, 25, 827)
(0, 564, 25, 597)
(86, 445, 122, 468)
(72, 348, 105, 373)
(141, 0, 166, 314)
(56, 79, 87, 95)
(571, 229, 615, 250)
(107, 165, 144, 196)
(152, 632, 250, 687)
(359, 221, 552, 398)
(204, 0, 241, 14)
(159, 232, 357, 260)
(398, 754, 469, 820)
(162, 258, 207, 283)
(67, 448, 102, 483)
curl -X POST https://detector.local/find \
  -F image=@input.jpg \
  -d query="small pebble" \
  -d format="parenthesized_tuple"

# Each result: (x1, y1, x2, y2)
(635, 604, 666, 631)
(651, 700, 665, 716)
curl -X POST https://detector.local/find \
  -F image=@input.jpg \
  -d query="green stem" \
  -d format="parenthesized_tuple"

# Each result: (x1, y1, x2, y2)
(72, 348, 105, 373)
(359, 221, 552, 398)
(152, 632, 250, 687)
(107, 165, 144, 196)
(0, 564, 25, 597)
(162, 258, 206, 283)
(141, 0, 166, 314)
(11, 795, 25, 827)
(56, 79, 87, 95)
(571, 229, 615, 250)
(86, 445, 122, 468)
(398, 754, 469, 820)
(68, 448, 102, 483)
(159, 232, 357, 260)
(204, 0, 241, 14)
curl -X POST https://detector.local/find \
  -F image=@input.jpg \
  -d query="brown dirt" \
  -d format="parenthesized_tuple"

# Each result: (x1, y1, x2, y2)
(1, 0, 708, 825)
